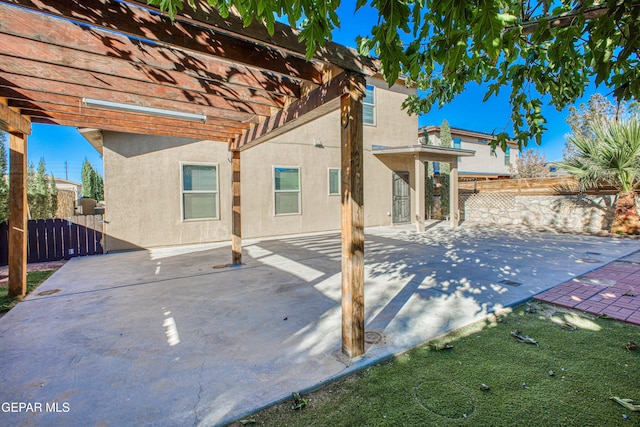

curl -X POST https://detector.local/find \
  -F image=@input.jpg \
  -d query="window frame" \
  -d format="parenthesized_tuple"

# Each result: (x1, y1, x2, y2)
(505, 146, 511, 165)
(363, 84, 376, 126)
(328, 168, 341, 196)
(453, 137, 462, 149)
(180, 162, 220, 222)
(273, 166, 301, 216)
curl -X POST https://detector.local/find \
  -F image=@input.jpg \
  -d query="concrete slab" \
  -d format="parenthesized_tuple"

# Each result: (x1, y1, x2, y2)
(0, 224, 638, 426)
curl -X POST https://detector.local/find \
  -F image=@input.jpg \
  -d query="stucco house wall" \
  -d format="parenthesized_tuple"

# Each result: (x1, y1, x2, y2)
(421, 127, 518, 177)
(100, 77, 418, 250)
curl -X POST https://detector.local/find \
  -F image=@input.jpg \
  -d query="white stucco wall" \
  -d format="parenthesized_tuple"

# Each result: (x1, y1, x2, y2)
(425, 130, 518, 176)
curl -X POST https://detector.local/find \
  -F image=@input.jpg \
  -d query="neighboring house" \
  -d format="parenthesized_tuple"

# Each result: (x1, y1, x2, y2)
(54, 178, 82, 200)
(82, 75, 441, 251)
(419, 126, 519, 180)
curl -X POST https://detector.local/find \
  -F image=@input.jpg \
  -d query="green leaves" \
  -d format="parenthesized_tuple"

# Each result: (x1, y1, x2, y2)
(146, 0, 640, 149)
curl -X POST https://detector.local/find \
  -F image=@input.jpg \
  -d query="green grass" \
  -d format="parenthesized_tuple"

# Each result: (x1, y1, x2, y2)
(0, 270, 56, 312)
(242, 304, 640, 427)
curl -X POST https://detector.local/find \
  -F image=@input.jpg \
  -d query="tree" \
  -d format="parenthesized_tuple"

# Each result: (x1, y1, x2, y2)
(81, 159, 104, 201)
(438, 120, 451, 217)
(563, 94, 639, 160)
(26, 158, 58, 219)
(0, 132, 8, 222)
(425, 161, 434, 219)
(510, 149, 550, 179)
(153, 0, 640, 149)
(557, 118, 640, 234)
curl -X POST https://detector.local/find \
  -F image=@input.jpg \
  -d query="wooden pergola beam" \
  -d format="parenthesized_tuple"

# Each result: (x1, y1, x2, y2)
(0, 2, 301, 99)
(0, 34, 290, 109)
(0, 74, 261, 123)
(235, 72, 348, 150)
(0, 102, 31, 135)
(340, 72, 365, 358)
(129, 0, 380, 76)
(10, 101, 248, 135)
(28, 115, 234, 141)
(0, 67, 274, 118)
(5, 0, 326, 83)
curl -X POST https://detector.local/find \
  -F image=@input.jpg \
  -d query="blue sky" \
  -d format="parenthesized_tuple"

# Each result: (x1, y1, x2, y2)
(17, 1, 609, 183)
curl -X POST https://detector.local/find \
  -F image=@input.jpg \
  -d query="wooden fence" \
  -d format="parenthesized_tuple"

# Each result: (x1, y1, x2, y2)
(458, 176, 618, 196)
(0, 215, 104, 266)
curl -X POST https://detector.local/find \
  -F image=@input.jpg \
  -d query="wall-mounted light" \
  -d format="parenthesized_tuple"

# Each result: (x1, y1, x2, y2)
(313, 138, 324, 148)
(82, 98, 207, 123)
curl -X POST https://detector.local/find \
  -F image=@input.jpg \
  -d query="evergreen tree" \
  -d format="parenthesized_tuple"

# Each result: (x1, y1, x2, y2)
(25, 158, 58, 219)
(49, 173, 58, 217)
(0, 132, 8, 222)
(425, 161, 434, 220)
(81, 158, 104, 201)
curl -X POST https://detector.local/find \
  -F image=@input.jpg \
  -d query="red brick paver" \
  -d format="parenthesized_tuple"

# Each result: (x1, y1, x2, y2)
(534, 251, 640, 326)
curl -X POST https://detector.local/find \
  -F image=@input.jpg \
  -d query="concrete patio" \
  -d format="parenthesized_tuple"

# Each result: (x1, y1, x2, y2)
(0, 223, 638, 426)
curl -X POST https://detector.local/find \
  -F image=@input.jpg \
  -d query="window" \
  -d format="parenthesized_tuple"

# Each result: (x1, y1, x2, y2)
(328, 168, 340, 195)
(363, 84, 376, 125)
(505, 146, 511, 165)
(453, 137, 461, 149)
(182, 164, 218, 220)
(274, 167, 300, 215)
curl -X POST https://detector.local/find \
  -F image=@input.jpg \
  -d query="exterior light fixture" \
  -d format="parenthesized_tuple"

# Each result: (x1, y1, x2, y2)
(82, 98, 207, 123)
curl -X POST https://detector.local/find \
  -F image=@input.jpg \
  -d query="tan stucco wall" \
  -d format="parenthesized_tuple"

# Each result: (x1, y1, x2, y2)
(102, 133, 232, 251)
(101, 77, 418, 250)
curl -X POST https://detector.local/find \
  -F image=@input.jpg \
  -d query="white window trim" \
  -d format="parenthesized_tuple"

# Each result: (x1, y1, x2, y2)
(273, 166, 301, 216)
(363, 84, 376, 126)
(180, 162, 220, 222)
(328, 167, 341, 196)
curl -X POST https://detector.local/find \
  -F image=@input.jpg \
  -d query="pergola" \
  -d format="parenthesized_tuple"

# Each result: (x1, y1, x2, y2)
(0, 0, 378, 357)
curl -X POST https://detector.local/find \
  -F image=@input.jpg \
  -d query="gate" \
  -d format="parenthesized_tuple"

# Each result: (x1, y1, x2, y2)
(0, 216, 103, 266)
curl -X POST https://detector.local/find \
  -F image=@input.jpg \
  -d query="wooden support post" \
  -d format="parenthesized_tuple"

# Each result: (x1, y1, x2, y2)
(341, 72, 365, 358)
(231, 150, 242, 265)
(8, 131, 28, 297)
(449, 157, 459, 228)
(414, 155, 425, 232)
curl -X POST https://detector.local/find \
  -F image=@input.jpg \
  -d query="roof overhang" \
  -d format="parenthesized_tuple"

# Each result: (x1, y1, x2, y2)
(373, 145, 475, 163)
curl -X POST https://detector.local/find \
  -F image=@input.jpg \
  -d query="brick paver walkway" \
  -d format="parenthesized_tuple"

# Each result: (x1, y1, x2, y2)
(535, 250, 640, 326)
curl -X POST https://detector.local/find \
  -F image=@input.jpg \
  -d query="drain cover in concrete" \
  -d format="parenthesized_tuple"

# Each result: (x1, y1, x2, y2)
(499, 279, 522, 287)
(414, 379, 475, 419)
(37, 289, 61, 296)
(364, 331, 384, 346)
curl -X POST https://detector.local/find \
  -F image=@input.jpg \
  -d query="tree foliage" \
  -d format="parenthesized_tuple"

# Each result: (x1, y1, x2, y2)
(558, 118, 640, 193)
(557, 117, 640, 233)
(27, 158, 58, 220)
(152, 0, 640, 149)
(564, 93, 640, 160)
(509, 148, 550, 178)
(81, 159, 104, 201)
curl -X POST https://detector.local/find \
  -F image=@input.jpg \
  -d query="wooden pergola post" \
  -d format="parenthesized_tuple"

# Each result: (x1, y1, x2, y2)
(414, 155, 426, 232)
(1, 101, 30, 298)
(341, 72, 365, 358)
(449, 157, 459, 228)
(231, 150, 242, 265)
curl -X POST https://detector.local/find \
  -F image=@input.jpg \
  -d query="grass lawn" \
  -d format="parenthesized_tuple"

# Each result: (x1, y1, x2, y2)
(0, 270, 56, 313)
(241, 303, 640, 427)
